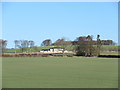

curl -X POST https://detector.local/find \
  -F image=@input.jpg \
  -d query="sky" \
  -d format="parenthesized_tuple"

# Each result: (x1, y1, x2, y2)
(2, 2, 118, 48)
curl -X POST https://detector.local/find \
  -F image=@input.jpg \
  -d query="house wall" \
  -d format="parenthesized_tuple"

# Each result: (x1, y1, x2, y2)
(40, 48, 64, 53)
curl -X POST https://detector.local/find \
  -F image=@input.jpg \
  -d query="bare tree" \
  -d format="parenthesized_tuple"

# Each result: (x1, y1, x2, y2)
(29, 40, 35, 47)
(29, 40, 35, 52)
(20, 40, 28, 52)
(0, 39, 7, 54)
(14, 40, 20, 48)
(14, 40, 20, 53)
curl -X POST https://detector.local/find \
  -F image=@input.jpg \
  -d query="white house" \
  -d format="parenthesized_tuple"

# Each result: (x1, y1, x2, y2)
(40, 47, 64, 53)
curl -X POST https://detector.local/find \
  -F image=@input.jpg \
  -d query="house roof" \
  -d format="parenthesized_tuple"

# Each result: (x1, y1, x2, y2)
(40, 47, 63, 51)
(49, 47, 63, 49)
(41, 49, 50, 51)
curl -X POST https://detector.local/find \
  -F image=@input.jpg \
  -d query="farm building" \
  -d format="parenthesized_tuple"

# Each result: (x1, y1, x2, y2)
(40, 47, 64, 53)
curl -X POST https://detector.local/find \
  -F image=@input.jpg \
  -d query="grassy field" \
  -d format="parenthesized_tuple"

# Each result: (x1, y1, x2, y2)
(2, 57, 118, 88)
(100, 51, 118, 55)
(5, 45, 119, 56)
(6, 46, 52, 53)
(101, 45, 118, 51)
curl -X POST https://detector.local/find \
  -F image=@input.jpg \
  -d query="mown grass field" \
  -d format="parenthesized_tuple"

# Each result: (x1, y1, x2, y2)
(2, 57, 118, 88)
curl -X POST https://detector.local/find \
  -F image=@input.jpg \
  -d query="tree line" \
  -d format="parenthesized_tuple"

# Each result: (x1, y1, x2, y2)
(14, 40, 35, 52)
(0, 35, 116, 56)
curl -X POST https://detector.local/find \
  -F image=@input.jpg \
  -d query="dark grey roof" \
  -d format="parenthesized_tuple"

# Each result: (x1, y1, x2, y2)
(49, 47, 63, 49)
(41, 49, 50, 51)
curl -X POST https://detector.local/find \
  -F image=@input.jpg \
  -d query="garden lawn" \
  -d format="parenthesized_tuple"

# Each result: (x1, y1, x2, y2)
(2, 57, 118, 88)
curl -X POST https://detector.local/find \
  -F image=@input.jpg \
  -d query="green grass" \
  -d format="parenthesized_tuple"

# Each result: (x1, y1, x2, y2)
(101, 45, 118, 51)
(100, 51, 118, 55)
(100, 45, 118, 55)
(6, 46, 52, 53)
(6, 45, 119, 53)
(2, 57, 118, 88)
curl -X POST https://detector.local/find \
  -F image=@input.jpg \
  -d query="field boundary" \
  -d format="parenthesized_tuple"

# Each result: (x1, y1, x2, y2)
(1, 88, 119, 90)
(1, 53, 120, 58)
(98, 55, 120, 58)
